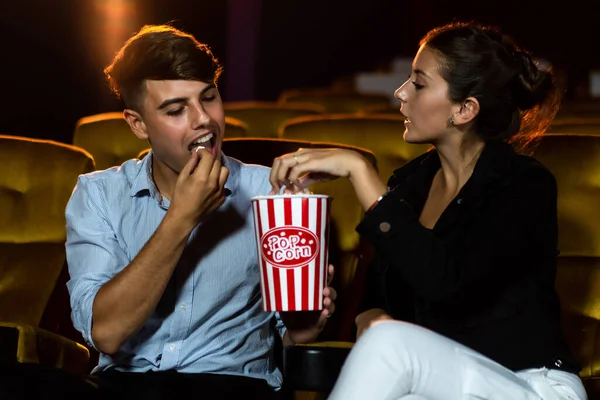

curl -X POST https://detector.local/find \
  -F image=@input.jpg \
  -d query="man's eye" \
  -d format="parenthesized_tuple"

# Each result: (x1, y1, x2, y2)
(167, 108, 184, 116)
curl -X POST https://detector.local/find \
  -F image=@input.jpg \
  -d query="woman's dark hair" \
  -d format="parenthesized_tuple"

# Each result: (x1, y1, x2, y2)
(421, 21, 560, 153)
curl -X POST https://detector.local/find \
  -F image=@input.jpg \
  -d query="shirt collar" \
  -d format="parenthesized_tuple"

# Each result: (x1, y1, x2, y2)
(128, 151, 156, 198)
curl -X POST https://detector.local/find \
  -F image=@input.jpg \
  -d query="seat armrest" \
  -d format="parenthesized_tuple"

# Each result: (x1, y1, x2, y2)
(0, 323, 90, 375)
(283, 341, 353, 393)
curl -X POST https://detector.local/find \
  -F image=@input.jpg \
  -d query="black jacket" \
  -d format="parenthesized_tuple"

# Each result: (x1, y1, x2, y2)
(357, 140, 580, 374)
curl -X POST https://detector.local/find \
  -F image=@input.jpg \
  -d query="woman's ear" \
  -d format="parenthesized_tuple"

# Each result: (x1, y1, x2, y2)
(454, 97, 480, 126)
(124, 109, 149, 140)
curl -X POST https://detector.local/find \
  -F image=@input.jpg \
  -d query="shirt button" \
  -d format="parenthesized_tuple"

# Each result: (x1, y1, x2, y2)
(180, 303, 187, 310)
(379, 222, 391, 233)
(456, 198, 463, 205)
(168, 344, 175, 351)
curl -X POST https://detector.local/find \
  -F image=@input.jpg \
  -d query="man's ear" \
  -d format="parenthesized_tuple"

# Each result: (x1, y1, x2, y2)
(123, 109, 148, 140)
(454, 96, 480, 126)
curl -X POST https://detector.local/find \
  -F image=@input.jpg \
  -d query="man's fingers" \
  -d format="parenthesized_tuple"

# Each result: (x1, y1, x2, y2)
(219, 166, 230, 192)
(323, 287, 337, 301)
(327, 264, 334, 286)
(190, 148, 215, 177)
(181, 150, 201, 178)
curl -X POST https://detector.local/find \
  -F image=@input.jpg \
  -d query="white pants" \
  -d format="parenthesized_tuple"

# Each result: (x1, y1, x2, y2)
(327, 321, 588, 400)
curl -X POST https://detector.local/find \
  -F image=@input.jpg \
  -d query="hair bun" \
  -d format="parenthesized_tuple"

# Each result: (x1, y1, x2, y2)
(511, 52, 554, 110)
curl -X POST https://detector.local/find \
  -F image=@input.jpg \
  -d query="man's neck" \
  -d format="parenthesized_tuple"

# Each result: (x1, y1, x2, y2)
(151, 157, 177, 202)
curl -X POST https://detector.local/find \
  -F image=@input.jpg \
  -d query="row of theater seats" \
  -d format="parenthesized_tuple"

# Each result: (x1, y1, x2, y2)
(3, 130, 600, 396)
(3, 90, 600, 397)
(0, 135, 94, 377)
(73, 101, 600, 177)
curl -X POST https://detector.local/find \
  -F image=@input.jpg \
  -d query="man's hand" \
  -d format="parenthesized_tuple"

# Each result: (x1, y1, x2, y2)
(281, 264, 337, 346)
(169, 149, 229, 230)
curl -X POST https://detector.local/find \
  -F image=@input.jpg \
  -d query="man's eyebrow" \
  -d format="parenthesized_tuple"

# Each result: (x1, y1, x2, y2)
(201, 83, 217, 94)
(157, 97, 186, 110)
(157, 84, 217, 110)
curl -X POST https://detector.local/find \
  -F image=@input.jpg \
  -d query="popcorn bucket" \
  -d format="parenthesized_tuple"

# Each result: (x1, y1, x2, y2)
(251, 194, 331, 312)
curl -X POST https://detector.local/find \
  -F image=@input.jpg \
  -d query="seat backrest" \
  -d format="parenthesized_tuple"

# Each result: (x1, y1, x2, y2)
(278, 89, 391, 114)
(0, 135, 96, 243)
(224, 115, 250, 138)
(72, 112, 147, 171)
(279, 114, 431, 182)
(548, 117, 600, 135)
(73, 112, 248, 170)
(137, 148, 151, 160)
(556, 100, 600, 119)
(532, 133, 600, 257)
(224, 101, 324, 138)
(222, 137, 377, 340)
(0, 135, 95, 326)
(532, 133, 600, 389)
(357, 103, 402, 115)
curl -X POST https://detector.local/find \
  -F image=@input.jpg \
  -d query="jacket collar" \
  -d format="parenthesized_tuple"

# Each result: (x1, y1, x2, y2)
(389, 140, 517, 208)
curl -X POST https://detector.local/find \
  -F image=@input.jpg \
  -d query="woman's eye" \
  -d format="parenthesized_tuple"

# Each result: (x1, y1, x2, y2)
(407, 74, 423, 90)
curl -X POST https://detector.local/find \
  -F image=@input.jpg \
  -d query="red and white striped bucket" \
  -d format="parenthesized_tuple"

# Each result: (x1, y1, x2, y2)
(251, 194, 331, 312)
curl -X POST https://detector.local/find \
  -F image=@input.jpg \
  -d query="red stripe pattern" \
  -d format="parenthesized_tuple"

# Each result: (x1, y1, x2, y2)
(251, 195, 331, 311)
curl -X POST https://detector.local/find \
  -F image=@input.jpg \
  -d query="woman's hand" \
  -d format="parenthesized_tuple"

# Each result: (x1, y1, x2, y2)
(269, 148, 371, 194)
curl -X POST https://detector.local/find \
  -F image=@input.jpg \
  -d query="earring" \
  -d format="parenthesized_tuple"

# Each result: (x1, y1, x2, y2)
(449, 115, 455, 125)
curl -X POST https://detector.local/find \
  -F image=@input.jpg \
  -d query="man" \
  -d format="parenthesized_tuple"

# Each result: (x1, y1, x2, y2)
(65, 24, 336, 399)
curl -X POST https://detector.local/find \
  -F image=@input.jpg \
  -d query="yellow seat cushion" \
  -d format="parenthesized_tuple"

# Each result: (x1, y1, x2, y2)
(555, 256, 600, 383)
(0, 243, 67, 327)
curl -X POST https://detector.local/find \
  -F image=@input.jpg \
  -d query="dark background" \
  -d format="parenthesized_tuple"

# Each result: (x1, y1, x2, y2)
(1, 0, 597, 144)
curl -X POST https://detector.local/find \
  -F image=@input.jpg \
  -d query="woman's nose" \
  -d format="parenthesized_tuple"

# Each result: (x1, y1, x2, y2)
(394, 82, 408, 102)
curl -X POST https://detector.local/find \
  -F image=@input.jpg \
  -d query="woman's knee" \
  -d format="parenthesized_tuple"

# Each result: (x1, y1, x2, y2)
(357, 321, 417, 354)
(361, 321, 423, 343)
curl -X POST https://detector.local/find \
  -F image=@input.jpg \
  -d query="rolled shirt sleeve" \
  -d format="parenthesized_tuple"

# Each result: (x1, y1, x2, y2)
(65, 175, 130, 349)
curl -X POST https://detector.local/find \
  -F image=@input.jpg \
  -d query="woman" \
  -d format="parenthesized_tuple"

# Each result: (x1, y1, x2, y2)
(269, 21, 587, 399)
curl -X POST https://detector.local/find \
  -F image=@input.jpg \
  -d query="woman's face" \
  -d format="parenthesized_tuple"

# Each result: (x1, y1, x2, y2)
(394, 45, 457, 145)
